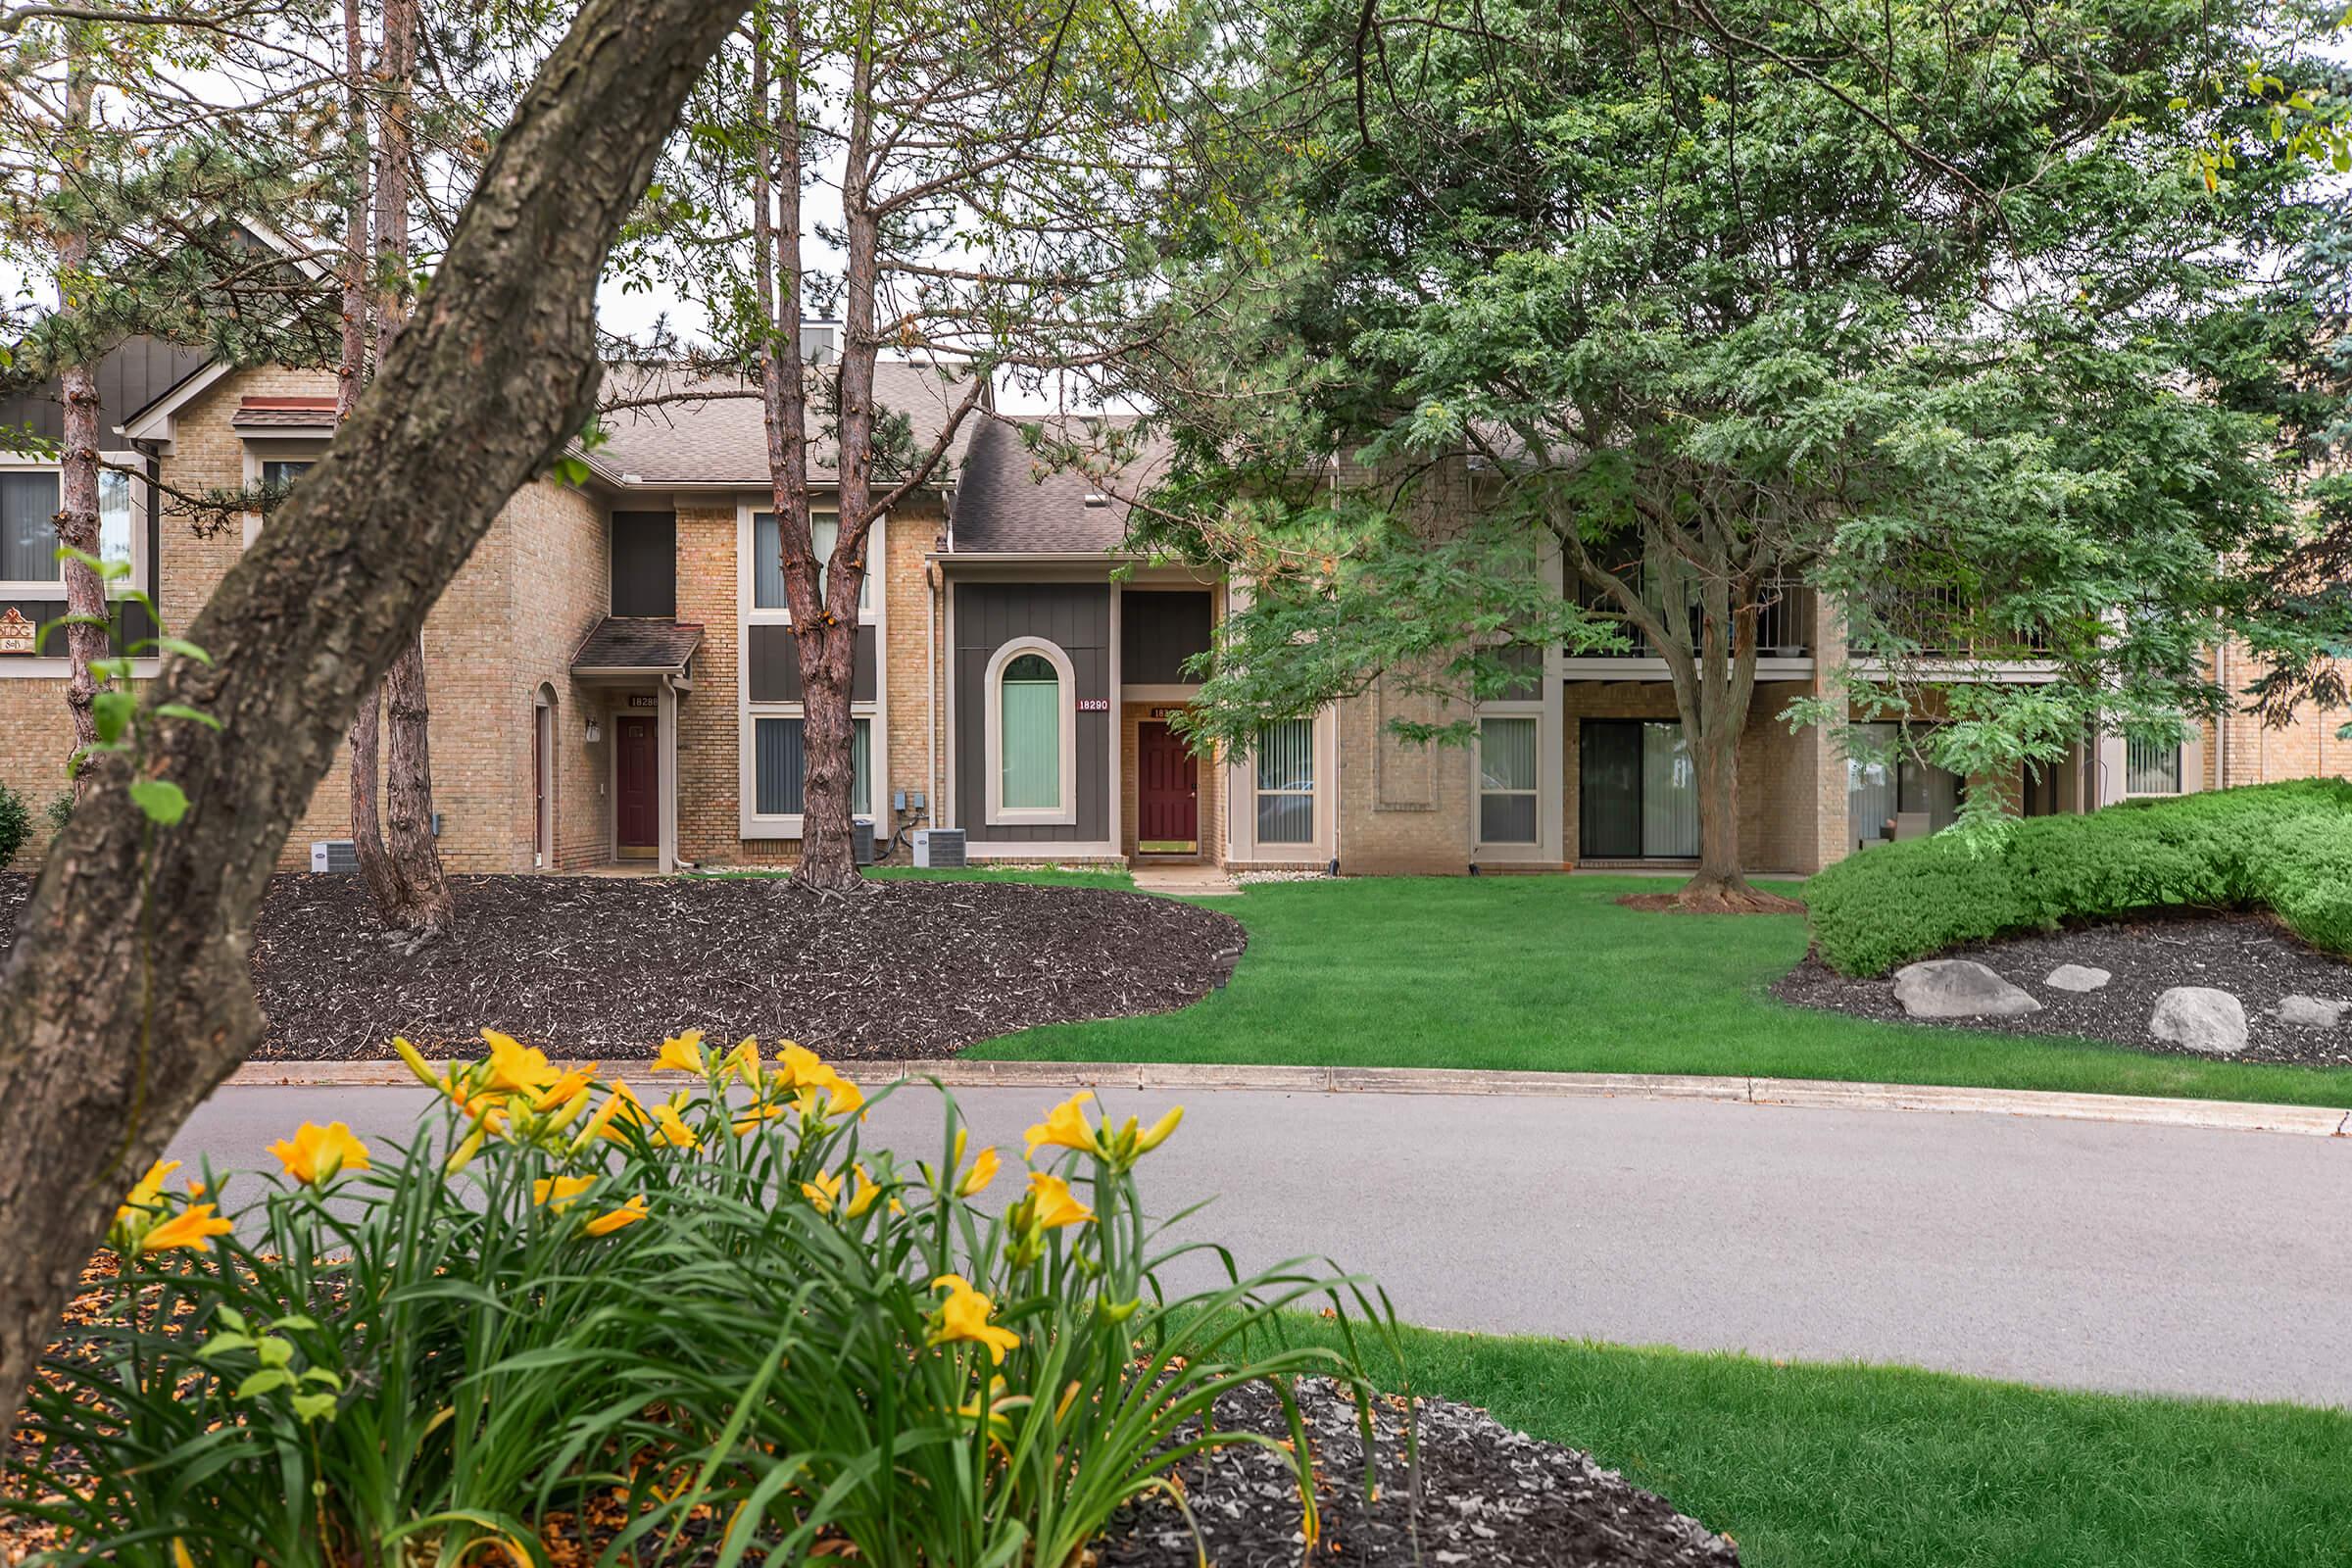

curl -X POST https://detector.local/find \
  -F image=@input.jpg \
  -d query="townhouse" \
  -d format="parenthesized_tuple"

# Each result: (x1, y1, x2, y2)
(0, 339, 2335, 882)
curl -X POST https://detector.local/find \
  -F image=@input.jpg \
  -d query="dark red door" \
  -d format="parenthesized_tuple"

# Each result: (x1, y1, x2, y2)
(1137, 721, 1197, 849)
(532, 704, 549, 866)
(616, 715, 658, 853)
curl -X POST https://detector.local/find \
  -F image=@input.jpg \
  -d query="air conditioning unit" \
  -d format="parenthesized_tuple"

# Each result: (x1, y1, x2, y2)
(853, 816, 877, 866)
(912, 828, 964, 869)
(310, 840, 358, 874)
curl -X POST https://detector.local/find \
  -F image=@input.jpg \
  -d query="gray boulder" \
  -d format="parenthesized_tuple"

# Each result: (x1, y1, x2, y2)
(1893, 959, 2044, 1019)
(2044, 964, 2112, 993)
(2149, 987, 2248, 1054)
(2276, 995, 2348, 1029)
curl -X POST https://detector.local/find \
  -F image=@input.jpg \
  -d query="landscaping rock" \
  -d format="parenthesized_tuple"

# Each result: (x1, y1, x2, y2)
(2149, 987, 2249, 1054)
(2276, 995, 2348, 1029)
(2044, 963, 2112, 993)
(1892, 959, 2043, 1019)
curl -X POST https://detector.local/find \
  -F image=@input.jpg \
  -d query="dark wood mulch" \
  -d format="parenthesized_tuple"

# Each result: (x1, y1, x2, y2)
(1776, 909, 2352, 1066)
(1097, 1377, 1740, 1567)
(0, 872, 1245, 1061)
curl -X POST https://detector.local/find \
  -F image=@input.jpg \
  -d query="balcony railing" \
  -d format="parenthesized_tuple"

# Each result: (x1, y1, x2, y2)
(1567, 570, 1813, 660)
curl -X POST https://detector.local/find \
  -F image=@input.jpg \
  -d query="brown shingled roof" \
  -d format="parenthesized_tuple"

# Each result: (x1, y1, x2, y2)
(588, 362, 985, 487)
(947, 416, 1172, 555)
(570, 617, 704, 672)
(232, 395, 338, 428)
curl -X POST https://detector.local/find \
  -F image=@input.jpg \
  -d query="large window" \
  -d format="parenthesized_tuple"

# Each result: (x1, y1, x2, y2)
(753, 715, 871, 816)
(1578, 719, 1699, 858)
(2126, 736, 2182, 796)
(1845, 722, 1962, 846)
(753, 510, 867, 612)
(1, 470, 60, 583)
(1255, 718, 1315, 844)
(999, 654, 1062, 811)
(98, 468, 134, 569)
(1478, 715, 1541, 845)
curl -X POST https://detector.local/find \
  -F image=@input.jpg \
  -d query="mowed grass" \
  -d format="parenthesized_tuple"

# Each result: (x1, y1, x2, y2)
(950, 872, 2352, 1107)
(1277, 1318, 2352, 1568)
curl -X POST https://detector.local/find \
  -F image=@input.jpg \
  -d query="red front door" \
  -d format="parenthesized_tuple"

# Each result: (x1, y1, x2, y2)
(615, 715, 658, 855)
(1137, 721, 1198, 851)
(532, 705, 548, 866)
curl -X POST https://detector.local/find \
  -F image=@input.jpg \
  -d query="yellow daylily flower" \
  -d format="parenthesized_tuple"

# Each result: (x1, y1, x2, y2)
(927, 1274, 1021, 1364)
(1025, 1171, 1093, 1230)
(956, 1145, 1001, 1199)
(847, 1164, 885, 1218)
(651, 1101, 702, 1151)
(801, 1168, 844, 1214)
(1023, 1092, 1098, 1159)
(141, 1204, 233, 1254)
(1132, 1104, 1184, 1155)
(574, 1081, 647, 1151)
(482, 1030, 560, 1095)
(172, 1541, 196, 1568)
(267, 1121, 371, 1187)
(532, 1063, 599, 1111)
(771, 1042, 830, 1090)
(392, 1036, 447, 1092)
(533, 1174, 596, 1212)
(731, 1100, 788, 1137)
(652, 1029, 708, 1075)
(115, 1158, 181, 1227)
(584, 1195, 650, 1236)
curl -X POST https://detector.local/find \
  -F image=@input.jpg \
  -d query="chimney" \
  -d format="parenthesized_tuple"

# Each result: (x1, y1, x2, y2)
(801, 322, 837, 365)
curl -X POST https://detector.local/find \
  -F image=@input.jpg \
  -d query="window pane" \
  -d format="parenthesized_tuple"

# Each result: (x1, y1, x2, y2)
(1479, 716, 1537, 792)
(1258, 791, 1313, 844)
(98, 468, 132, 568)
(755, 716, 806, 814)
(1000, 662, 1061, 809)
(262, 460, 312, 491)
(1640, 721, 1700, 856)
(1845, 721, 1898, 847)
(1, 470, 59, 581)
(1579, 721, 1642, 858)
(1255, 718, 1313, 793)
(2127, 737, 2181, 795)
(1481, 793, 1538, 844)
(852, 716, 872, 810)
(1898, 754, 1962, 829)
(754, 513, 787, 610)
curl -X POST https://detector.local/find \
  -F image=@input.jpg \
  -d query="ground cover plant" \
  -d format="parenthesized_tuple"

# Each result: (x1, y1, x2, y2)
(15, 1032, 1393, 1565)
(1803, 780, 2352, 978)
(1266, 1319, 2352, 1568)
(968, 872, 2352, 1107)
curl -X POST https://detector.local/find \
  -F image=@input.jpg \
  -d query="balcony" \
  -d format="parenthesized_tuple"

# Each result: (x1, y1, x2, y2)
(1562, 572, 1815, 682)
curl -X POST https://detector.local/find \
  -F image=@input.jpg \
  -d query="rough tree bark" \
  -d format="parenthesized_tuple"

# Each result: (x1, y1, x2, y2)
(339, 0, 402, 920)
(0, 0, 750, 1421)
(53, 29, 108, 797)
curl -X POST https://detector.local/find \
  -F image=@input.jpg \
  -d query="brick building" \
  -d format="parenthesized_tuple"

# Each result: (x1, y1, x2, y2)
(0, 339, 2341, 880)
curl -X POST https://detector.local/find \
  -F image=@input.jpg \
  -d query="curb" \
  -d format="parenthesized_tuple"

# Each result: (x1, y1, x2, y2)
(221, 1058, 2352, 1140)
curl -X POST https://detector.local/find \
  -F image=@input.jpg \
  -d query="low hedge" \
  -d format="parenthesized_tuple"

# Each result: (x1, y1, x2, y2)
(1804, 778, 2352, 976)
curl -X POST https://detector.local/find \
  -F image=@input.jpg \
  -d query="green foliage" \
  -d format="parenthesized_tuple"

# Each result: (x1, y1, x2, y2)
(0, 777, 29, 866)
(37, 547, 219, 824)
(1804, 780, 2352, 975)
(22, 1035, 1392, 1567)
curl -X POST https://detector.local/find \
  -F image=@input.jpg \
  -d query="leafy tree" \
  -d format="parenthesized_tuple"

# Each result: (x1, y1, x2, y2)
(1119, 0, 2341, 908)
(622, 0, 1219, 890)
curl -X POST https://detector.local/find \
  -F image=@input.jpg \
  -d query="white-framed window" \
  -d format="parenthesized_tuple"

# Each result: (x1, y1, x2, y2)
(1477, 714, 1541, 845)
(2126, 736, 2182, 796)
(752, 509, 869, 615)
(1, 460, 143, 593)
(984, 636, 1077, 826)
(753, 714, 873, 817)
(242, 443, 325, 547)
(1254, 718, 1316, 844)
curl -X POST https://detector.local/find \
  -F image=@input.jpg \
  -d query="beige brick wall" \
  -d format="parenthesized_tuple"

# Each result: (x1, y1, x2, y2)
(2204, 642, 2351, 791)
(1334, 670, 1476, 876)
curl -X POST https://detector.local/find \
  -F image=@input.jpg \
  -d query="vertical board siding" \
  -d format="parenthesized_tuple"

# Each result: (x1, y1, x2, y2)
(1119, 589, 1211, 685)
(953, 581, 1110, 843)
(609, 511, 678, 618)
(747, 623, 879, 703)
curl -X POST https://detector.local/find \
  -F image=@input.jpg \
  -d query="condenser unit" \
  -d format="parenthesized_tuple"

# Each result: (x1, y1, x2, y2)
(309, 840, 358, 874)
(911, 828, 965, 869)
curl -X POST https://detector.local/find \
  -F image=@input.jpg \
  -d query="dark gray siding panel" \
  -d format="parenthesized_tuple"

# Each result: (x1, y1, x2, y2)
(610, 511, 677, 617)
(1120, 589, 1211, 685)
(0, 336, 212, 446)
(953, 581, 1110, 844)
(747, 622, 877, 703)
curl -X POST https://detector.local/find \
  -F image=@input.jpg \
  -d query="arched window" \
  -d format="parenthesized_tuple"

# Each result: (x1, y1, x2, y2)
(985, 638, 1076, 825)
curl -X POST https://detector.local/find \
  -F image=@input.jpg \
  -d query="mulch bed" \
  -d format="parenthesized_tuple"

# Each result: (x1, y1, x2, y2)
(0, 872, 1245, 1062)
(1776, 909, 2352, 1066)
(1098, 1377, 1740, 1567)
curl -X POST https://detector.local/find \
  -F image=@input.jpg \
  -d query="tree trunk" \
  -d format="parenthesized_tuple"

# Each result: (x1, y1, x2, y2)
(1663, 579, 1801, 915)
(0, 0, 750, 1425)
(338, 0, 400, 917)
(794, 617, 861, 888)
(54, 39, 106, 794)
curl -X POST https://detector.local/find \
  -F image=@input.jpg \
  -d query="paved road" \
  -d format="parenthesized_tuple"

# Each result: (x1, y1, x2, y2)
(164, 1082, 2352, 1407)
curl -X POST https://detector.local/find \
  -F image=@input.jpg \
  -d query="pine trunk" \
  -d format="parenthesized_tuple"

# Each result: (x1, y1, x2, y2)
(0, 0, 750, 1425)
(383, 633, 453, 930)
(794, 619, 862, 889)
(54, 47, 105, 791)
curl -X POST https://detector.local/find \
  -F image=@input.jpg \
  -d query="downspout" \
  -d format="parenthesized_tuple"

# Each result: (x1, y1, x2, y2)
(2215, 635, 2227, 791)
(926, 556, 941, 824)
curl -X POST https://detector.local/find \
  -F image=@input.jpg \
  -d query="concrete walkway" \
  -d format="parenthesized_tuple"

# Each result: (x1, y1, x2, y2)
(171, 1076, 2352, 1407)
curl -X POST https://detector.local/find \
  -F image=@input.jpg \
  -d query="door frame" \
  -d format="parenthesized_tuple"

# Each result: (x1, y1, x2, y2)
(1135, 718, 1199, 857)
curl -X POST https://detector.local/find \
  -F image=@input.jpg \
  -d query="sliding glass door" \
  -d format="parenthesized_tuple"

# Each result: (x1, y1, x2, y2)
(1579, 719, 1699, 858)
(1845, 722, 1962, 846)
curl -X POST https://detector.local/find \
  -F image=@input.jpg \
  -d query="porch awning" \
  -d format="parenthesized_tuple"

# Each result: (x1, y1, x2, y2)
(569, 617, 703, 677)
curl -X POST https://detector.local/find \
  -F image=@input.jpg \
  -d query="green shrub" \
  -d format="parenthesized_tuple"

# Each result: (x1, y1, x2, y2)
(22, 1032, 1393, 1566)
(0, 779, 28, 867)
(1805, 779, 2352, 975)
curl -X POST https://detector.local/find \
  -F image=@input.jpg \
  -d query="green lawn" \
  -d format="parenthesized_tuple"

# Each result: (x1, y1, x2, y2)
(1282, 1318, 2352, 1568)
(945, 871, 2352, 1107)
